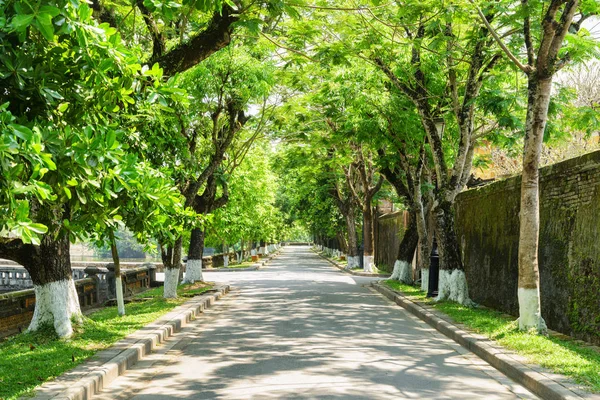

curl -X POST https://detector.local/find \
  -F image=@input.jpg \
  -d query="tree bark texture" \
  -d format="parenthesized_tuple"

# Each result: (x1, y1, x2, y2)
(517, 76, 552, 332)
(109, 231, 126, 316)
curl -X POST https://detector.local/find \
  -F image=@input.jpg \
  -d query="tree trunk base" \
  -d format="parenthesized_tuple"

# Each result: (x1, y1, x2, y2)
(223, 255, 229, 268)
(363, 255, 375, 273)
(164, 267, 180, 298)
(183, 259, 203, 284)
(28, 279, 82, 338)
(517, 288, 548, 333)
(345, 256, 358, 270)
(115, 276, 125, 316)
(391, 260, 413, 284)
(436, 269, 473, 306)
(421, 268, 429, 292)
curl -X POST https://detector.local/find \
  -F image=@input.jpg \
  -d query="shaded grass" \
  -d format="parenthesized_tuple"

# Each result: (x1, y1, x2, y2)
(383, 280, 600, 392)
(215, 261, 257, 269)
(0, 282, 213, 400)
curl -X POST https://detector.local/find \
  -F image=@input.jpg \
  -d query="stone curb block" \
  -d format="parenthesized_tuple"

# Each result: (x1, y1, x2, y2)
(33, 285, 231, 400)
(312, 249, 391, 278)
(372, 282, 599, 400)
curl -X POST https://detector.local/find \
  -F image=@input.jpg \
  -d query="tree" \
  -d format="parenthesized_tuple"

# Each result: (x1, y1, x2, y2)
(0, 0, 175, 336)
(88, 161, 185, 315)
(473, 0, 599, 331)
(177, 45, 276, 285)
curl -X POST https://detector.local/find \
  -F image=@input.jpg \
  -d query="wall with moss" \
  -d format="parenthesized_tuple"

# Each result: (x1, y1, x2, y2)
(375, 211, 408, 272)
(455, 150, 600, 344)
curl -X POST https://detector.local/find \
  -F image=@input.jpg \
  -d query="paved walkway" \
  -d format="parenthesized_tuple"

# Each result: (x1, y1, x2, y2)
(95, 246, 537, 399)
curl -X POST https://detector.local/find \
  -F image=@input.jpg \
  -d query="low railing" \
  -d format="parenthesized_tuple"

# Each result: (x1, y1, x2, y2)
(0, 264, 158, 337)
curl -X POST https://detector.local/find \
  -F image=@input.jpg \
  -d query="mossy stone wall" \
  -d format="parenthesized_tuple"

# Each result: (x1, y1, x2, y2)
(375, 211, 408, 272)
(455, 150, 600, 344)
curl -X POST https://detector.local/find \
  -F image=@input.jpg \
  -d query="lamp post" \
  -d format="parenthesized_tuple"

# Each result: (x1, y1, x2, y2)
(427, 117, 445, 298)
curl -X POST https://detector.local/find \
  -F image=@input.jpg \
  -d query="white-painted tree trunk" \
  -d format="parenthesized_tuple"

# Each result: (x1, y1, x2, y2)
(258, 246, 265, 256)
(163, 267, 180, 298)
(421, 268, 429, 292)
(436, 269, 473, 306)
(391, 260, 412, 284)
(518, 288, 548, 332)
(251, 249, 257, 256)
(115, 276, 125, 316)
(183, 259, 203, 284)
(28, 279, 82, 338)
(345, 256, 356, 270)
(237, 252, 242, 263)
(223, 255, 229, 268)
(363, 255, 375, 273)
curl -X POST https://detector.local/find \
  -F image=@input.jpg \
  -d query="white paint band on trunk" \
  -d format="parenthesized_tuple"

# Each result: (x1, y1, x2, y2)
(391, 260, 412, 284)
(517, 287, 548, 333)
(345, 256, 357, 270)
(251, 249, 257, 256)
(363, 255, 375, 273)
(115, 276, 125, 316)
(28, 278, 82, 338)
(421, 268, 429, 292)
(183, 259, 203, 284)
(223, 255, 229, 268)
(436, 269, 472, 306)
(163, 267, 180, 298)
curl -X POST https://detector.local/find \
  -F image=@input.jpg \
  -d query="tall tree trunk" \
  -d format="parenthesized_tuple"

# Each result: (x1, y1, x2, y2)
(345, 213, 359, 269)
(434, 199, 472, 305)
(185, 228, 205, 283)
(391, 212, 418, 283)
(27, 233, 82, 337)
(259, 239, 267, 256)
(223, 241, 229, 267)
(518, 76, 551, 333)
(363, 206, 376, 272)
(162, 236, 183, 298)
(109, 231, 125, 316)
(415, 201, 431, 292)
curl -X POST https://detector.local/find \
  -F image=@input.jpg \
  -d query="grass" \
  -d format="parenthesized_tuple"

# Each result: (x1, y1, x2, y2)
(351, 267, 389, 275)
(383, 280, 600, 392)
(0, 282, 213, 400)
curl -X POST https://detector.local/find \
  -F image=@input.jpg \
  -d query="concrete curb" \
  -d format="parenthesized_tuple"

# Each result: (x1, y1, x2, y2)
(205, 265, 260, 272)
(371, 282, 599, 400)
(312, 249, 391, 278)
(32, 285, 231, 400)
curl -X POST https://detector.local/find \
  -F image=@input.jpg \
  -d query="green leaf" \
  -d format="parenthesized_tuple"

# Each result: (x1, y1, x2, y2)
(28, 223, 48, 234)
(34, 12, 55, 41)
(11, 14, 34, 31)
(63, 187, 72, 199)
(9, 124, 33, 141)
(40, 5, 61, 17)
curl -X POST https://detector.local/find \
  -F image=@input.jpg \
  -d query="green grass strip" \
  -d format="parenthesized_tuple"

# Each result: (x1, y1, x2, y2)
(383, 280, 600, 392)
(0, 283, 213, 400)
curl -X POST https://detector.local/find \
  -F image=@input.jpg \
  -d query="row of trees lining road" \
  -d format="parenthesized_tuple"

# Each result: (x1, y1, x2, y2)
(0, 0, 598, 338)
(0, 0, 290, 336)
(270, 0, 598, 334)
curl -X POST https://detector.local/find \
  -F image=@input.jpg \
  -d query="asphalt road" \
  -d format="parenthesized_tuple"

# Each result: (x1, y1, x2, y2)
(95, 246, 538, 399)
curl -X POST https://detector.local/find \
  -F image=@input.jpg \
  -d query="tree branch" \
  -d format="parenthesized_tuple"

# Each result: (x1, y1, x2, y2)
(469, 0, 533, 73)
(151, 8, 239, 77)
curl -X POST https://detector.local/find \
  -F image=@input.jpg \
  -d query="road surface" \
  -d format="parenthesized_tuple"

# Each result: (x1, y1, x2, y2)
(96, 246, 537, 399)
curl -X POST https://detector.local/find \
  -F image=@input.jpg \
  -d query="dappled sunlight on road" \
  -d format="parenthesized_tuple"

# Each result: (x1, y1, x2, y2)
(95, 246, 537, 400)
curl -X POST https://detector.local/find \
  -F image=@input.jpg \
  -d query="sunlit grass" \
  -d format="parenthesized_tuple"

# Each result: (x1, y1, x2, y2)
(383, 280, 600, 392)
(0, 282, 213, 400)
